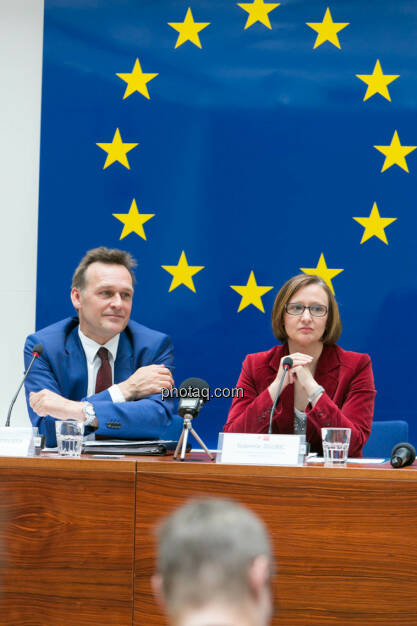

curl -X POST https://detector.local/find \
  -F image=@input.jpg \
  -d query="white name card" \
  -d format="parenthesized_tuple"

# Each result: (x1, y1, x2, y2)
(217, 433, 306, 466)
(0, 427, 34, 457)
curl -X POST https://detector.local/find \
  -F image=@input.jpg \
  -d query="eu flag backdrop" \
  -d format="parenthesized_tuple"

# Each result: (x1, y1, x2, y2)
(38, 0, 417, 449)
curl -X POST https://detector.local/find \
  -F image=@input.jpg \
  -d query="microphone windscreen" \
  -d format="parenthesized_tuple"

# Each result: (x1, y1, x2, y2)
(179, 377, 210, 403)
(32, 343, 44, 356)
(391, 442, 416, 463)
(283, 356, 293, 368)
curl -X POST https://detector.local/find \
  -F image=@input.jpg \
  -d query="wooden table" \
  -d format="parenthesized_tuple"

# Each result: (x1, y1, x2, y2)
(0, 454, 416, 625)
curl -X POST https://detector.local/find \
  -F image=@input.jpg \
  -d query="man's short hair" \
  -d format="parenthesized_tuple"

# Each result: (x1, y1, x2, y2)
(71, 247, 137, 290)
(155, 497, 272, 618)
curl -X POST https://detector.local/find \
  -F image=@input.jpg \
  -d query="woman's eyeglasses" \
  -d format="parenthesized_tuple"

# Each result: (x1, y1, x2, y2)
(285, 303, 328, 317)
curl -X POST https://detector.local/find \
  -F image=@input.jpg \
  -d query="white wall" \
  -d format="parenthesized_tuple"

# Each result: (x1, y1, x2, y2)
(0, 0, 44, 426)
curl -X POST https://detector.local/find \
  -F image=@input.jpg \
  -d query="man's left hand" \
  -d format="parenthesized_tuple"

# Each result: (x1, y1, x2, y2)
(29, 389, 84, 421)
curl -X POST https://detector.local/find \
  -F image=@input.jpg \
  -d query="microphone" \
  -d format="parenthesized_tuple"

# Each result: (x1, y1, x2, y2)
(390, 442, 416, 468)
(268, 356, 293, 434)
(175, 377, 213, 462)
(5, 343, 43, 427)
(178, 377, 210, 418)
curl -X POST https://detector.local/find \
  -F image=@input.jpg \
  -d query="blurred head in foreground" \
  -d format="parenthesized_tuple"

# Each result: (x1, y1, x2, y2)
(153, 497, 273, 626)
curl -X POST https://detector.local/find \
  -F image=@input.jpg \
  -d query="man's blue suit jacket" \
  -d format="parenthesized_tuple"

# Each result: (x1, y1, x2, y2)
(24, 317, 174, 447)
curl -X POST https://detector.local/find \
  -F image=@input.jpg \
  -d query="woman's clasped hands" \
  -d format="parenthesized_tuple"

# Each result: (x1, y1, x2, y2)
(269, 352, 319, 400)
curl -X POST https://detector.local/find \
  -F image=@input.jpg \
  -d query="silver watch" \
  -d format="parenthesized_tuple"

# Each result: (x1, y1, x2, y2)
(82, 402, 97, 428)
(308, 385, 324, 405)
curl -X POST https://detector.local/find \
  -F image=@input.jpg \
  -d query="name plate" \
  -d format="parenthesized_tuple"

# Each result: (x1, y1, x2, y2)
(217, 433, 306, 466)
(0, 427, 34, 457)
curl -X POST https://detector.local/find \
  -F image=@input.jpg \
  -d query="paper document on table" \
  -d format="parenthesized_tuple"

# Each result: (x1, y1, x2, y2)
(347, 458, 386, 464)
(307, 456, 386, 464)
(83, 439, 172, 447)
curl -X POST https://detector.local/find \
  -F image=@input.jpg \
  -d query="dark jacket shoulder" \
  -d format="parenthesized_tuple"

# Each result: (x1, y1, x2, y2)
(26, 317, 171, 352)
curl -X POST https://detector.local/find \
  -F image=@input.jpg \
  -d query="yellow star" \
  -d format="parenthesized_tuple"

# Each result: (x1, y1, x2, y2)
(116, 58, 158, 100)
(168, 7, 210, 49)
(237, 0, 280, 30)
(356, 60, 399, 102)
(230, 271, 273, 313)
(112, 199, 155, 241)
(306, 7, 349, 49)
(300, 254, 343, 295)
(374, 130, 416, 173)
(353, 202, 396, 245)
(96, 128, 138, 170)
(162, 251, 204, 292)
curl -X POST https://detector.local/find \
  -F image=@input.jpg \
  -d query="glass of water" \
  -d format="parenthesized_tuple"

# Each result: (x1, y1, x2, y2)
(321, 427, 351, 465)
(55, 420, 84, 457)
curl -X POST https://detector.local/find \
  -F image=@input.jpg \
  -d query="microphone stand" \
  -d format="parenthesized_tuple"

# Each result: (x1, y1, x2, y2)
(5, 352, 39, 427)
(174, 412, 214, 462)
(268, 364, 291, 434)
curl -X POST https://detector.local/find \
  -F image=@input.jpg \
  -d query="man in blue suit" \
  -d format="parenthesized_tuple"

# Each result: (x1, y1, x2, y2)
(24, 247, 174, 447)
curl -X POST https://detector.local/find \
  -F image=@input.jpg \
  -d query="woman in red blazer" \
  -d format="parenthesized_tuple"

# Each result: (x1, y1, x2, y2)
(224, 274, 376, 457)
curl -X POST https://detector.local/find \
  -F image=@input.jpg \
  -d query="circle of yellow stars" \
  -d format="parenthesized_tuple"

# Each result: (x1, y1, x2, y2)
(93, 3, 410, 312)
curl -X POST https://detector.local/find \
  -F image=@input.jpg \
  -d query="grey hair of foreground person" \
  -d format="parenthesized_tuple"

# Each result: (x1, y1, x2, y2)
(153, 497, 274, 625)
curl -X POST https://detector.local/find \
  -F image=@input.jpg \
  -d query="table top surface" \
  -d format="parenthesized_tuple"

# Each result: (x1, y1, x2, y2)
(0, 450, 416, 479)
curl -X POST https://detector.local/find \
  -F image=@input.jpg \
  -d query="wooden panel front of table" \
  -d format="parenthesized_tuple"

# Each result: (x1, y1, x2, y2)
(0, 456, 136, 626)
(1, 454, 417, 625)
(135, 457, 417, 626)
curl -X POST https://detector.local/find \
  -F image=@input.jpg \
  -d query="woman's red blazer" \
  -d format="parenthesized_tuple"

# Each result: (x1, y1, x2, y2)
(224, 343, 376, 457)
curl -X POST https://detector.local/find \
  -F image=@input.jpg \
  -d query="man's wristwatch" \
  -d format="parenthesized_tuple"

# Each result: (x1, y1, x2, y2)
(82, 402, 97, 428)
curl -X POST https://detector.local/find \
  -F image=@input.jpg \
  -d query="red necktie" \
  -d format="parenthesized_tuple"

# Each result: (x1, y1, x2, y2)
(95, 347, 112, 393)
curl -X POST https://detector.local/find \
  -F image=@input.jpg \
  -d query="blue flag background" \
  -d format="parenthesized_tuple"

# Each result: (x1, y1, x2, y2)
(38, 0, 417, 449)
